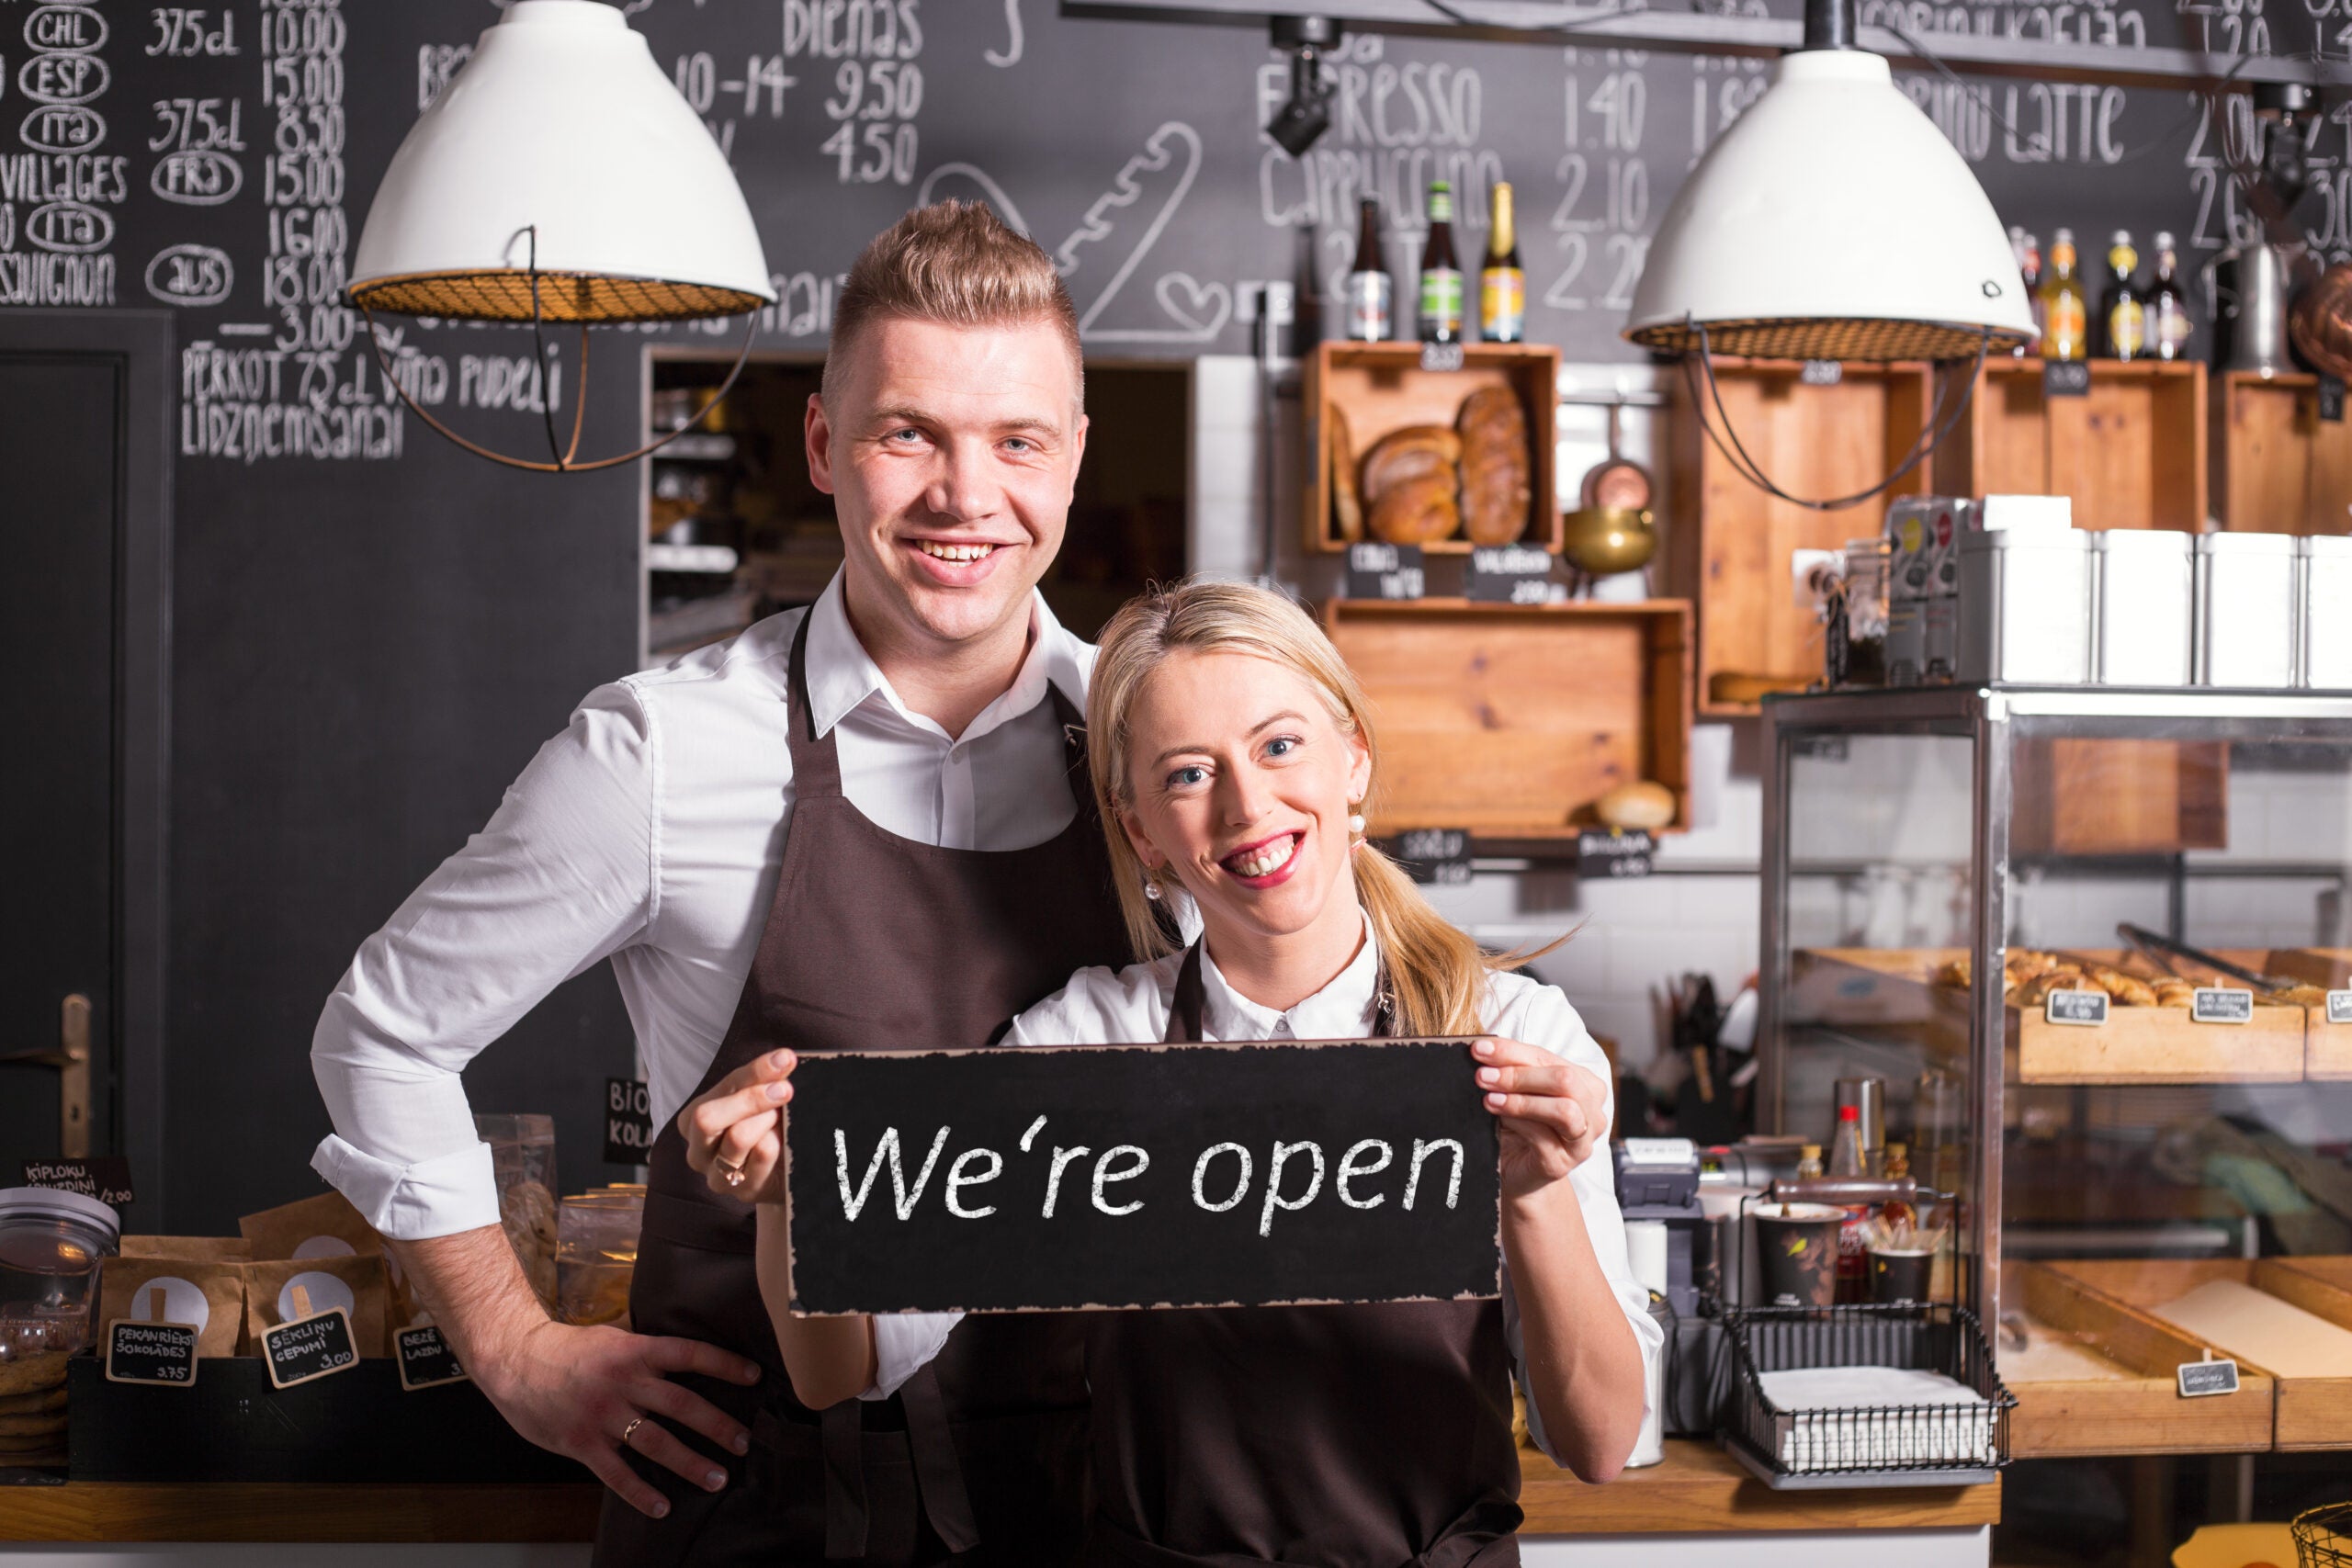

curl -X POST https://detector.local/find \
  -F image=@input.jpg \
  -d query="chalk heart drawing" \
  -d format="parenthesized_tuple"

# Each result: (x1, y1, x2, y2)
(1155, 273, 1232, 337)
(1055, 121, 1232, 344)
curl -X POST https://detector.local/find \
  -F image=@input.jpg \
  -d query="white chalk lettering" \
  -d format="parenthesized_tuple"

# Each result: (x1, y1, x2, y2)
(835, 1125, 951, 1222)
(944, 1147, 1002, 1218)
(1043, 1145, 1090, 1217)
(1018, 1114, 1047, 1152)
(1259, 1140, 1326, 1237)
(1193, 1143, 1251, 1213)
(1404, 1138, 1464, 1211)
(1092, 1145, 1148, 1216)
(1337, 1139, 1393, 1209)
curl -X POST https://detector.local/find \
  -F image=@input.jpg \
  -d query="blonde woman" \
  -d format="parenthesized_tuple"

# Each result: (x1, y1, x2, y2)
(685, 580, 1658, 1565)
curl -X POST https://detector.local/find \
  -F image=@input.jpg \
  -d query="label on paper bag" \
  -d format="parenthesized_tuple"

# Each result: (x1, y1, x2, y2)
(2043, 990, 2109, 1026)
(104, 1319, 199, 1388)
(2177, 1358, 2240, 1398)
(2190, 987, 2254, 1024)
(263, 1306, 360, 1389)
(396, 1324, 469, 1391)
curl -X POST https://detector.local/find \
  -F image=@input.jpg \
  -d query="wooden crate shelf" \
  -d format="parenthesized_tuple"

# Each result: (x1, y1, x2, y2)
(2047, 1258, 2352, 1450)
(1322, 598, 1690, 839)
(1665, 356, 1933, 715)
(2264, 948, 2352, 1079)
(1303, 341, 1561, 555)
(2005, 1261, 2276, 1458)
(2213, 370, 2352, 535)
(1932, 357, 2206, 530)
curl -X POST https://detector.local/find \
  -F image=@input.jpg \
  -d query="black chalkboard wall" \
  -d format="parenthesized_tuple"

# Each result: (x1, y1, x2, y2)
(4, 0, 2291, 1227)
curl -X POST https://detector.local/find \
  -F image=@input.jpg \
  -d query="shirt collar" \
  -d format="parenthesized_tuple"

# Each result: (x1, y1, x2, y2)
(800, 570, 1091, 742)
(1198, 911, 1382, 1042)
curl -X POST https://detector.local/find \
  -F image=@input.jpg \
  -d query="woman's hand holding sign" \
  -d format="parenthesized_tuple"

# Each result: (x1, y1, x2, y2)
(680, 1049, 797, 1205)
(1472, 1036, 1610, 1201)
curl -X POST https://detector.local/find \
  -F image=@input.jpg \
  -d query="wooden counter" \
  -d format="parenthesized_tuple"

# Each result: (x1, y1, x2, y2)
(3, 1440, 1996, 1542)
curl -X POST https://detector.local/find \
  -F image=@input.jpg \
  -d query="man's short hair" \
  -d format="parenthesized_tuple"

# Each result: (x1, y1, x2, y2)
(821, 201, 1084, 410)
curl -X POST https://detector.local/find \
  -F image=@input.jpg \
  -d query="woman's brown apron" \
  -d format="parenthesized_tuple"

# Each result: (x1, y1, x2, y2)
(1080, 944, 1524, 1568)
(593, 613, 1128, 1568)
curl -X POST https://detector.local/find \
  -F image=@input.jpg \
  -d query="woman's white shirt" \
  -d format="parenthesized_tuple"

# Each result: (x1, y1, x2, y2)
(860, 931, 1663, 1464)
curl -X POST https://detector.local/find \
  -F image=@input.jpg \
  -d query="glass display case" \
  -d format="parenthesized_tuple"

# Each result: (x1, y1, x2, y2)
(1758, 686, 2352, 1468)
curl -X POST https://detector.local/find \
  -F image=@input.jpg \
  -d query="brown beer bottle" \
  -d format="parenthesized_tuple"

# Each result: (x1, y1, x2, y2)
(1418, 181, 1464, 344)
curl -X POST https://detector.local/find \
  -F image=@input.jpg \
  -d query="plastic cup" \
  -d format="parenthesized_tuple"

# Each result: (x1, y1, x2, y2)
(1869, 1247, 1936, 1304)
(1753, 1203, 1845, 1308)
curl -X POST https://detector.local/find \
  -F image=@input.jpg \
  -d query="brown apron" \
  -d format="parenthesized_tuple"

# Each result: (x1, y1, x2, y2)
(594, 612, 1127, 1568)
(1080, 945, 1524, 1568)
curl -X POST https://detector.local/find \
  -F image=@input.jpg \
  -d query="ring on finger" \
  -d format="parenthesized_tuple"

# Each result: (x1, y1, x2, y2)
(621, 1416, 647, 1448)
(714, 1154, 747, 1189)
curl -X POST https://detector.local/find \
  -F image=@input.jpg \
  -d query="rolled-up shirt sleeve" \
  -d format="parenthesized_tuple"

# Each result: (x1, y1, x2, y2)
(311, 682, 661, 1240)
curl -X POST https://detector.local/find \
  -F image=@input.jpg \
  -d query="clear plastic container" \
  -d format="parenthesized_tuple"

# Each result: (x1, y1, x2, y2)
(558, 1190, 645, 1328)
(0, 1188, 120, 1462)
(475, 1114, 559, 1311)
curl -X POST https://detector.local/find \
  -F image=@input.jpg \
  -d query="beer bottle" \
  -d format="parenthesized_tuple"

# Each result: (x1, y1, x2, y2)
(2099, 230, 2145, 361)
(2147, 231, 2194, 362)
(1343, 198, 1391, 343)
(1479, 181, 1524, 344)
(1419, 181, 1464, 344)
(2039, 228, 2087, 362)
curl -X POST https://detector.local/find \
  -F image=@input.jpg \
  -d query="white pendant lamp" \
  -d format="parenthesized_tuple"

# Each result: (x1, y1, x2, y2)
(348, 0, 775, 471)
(1624, 0, 2035, 364)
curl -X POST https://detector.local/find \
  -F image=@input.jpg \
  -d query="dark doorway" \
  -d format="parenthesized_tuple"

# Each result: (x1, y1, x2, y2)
(0, 312, 171, 1226)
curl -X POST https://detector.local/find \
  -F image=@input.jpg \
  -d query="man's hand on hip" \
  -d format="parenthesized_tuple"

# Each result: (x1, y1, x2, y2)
(387, 1224, 763, 1518)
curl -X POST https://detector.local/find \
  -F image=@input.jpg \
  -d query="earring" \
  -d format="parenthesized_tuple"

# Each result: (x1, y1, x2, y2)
(1144, 872, 1164, 901)
(1348, 809, 1366, 840)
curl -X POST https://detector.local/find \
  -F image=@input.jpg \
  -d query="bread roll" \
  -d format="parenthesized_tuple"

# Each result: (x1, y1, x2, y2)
(1457, 385, 1532, 546)
(1368, 474, 1461, 545)
(1360, 425, 1461, 503)
(1330, 405, 1363, 543)
(1595, 780, 1676, 831)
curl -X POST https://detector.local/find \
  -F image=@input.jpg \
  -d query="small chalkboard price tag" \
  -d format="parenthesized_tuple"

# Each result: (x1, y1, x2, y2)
(1466, 545, 1555, 604)
(2321, 375, 2346, 423)
(604, 1077, 655, 1166)
(1345, 542, 1425, 602)
(1419, 342, 1465, 373)
(2177, 1356, 2240, 1398)
(1800, 359, 1843, 386)
(22, 1156, 135, 1206)
(2044, 989, 2109, 1027)
(395, 1324, 469, 1392)
(263, 1304, 360, 1391)
(2042, 359, 2092, 399)
(1386, 828, 1472, 886)
(2328, 989, 2352, 1025)
(1577, 829, 1654, 880)
(104, 1319, 199, 1388)
(2191, 987, 2255, 1025)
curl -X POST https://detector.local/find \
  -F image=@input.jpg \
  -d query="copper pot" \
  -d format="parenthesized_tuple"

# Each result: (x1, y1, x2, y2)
(1560, 505, 1657, 576)
(2292, 260, 2352, 380)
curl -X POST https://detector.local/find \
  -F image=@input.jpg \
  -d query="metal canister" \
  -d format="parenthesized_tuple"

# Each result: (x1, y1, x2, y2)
(2300, 534, 2352, 689)
(1832, 1077, 1887, 1165)
(2194, 532, 2299, 688)
(2091, 529, 2194, 686)
(1957, 527, 2092, 684)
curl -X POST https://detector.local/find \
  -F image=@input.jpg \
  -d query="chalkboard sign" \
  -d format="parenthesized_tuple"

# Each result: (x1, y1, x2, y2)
(1385, 827, 1473, 886)
(263, 1306, 360, 1390)
(1345, 542, 1424, 601)
(2042, 359, 2093, 398)
(603, 1077, 655, 1167)
(1467, 545, 1554, 604)
(784, 1040, 1499, 1314)
(22, 1156, 135, 1206)
(2177, 1357, 2240, 1398)
(1577, 828, 1653, 879)
(2330, 990, 2352, 1025)
(2043, 989, 2109, 1026)
(105, 1319, 200, 1389)
(395, 1324, 468, 1392)
(2191, 987, 2255, 1024)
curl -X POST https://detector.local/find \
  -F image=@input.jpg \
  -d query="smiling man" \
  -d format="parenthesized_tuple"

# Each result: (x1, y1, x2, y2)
(309, 203, 1125, 1567)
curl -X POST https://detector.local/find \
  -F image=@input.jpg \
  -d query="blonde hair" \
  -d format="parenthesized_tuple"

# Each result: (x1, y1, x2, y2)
(1088, 580, 1556, 1038)
(821, 200, 1083, 408)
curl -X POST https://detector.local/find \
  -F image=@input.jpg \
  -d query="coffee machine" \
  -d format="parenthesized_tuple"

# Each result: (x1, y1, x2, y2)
(2212, 83, 2321, 374)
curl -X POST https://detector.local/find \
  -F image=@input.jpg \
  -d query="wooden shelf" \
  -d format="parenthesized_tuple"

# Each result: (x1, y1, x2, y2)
(0, 1483, 601, 1543)
(1665, 356, 1934, 716)
(2213, 370, 2352, 535)
(2004, 1261, 2276, 1458)
(2267, 948, 2352, 1078)
(2047, 1258, 2352, 1450)
(1303, 341, 1562, 555)
(1932, 357, 2207, 530)
(1516, 1436, 2000, 1534)
(1323, 598, 1690, 839)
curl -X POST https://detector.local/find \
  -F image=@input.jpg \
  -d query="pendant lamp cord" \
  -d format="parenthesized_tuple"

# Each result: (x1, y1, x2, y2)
(355, 224, 762, 474)
(1679, 321, 1990, 511)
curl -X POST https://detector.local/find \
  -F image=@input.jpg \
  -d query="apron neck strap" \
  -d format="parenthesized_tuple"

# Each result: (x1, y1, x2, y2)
(785, 610, 845, 799)
(1162, 940, 1398, 1045)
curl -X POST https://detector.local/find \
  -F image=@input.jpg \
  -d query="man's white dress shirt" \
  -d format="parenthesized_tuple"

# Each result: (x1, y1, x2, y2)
(310, 572, 1097, 1244)
(866, 924, 1664, 1461)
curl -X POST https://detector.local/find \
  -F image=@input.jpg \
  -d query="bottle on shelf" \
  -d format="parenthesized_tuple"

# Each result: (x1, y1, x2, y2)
(2147, 231, 2194, 362)
(1795, 1143, 1824, 1181)
(2040, 227, 2088, 362)
(1827, 1103, 1870, 1178)
(2010, 226, 2042, 356)
(1419, 180, 1464, 345)
(2099, 230, 2145, 360)
(1479, 180, 1524, 344)
(1881, 1143, 1918, 1231)
(1344, 197, 1392, 343)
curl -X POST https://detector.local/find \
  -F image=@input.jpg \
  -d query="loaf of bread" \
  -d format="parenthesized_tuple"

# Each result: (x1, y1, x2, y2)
(1368, 474, 1461, 546)
(1456, 385, 1531, 546)
(1329, 405, 1363, 543)
(1360, 425, 1461, 504)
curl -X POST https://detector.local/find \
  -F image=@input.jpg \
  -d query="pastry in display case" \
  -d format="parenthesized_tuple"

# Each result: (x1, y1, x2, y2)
(1759, 687, 2352, 1478)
